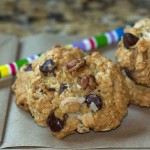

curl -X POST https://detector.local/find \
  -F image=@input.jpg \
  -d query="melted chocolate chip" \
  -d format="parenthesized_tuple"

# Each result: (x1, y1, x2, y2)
(24, 64, 32, 71)
(59, 84, 68, 94)
(48, 88, 55, 91)
(85, 94, 103, 110)
(46, 113, 65, 132)
(124, 68, 134, 80)
(39, 59, 56, 76)
(123, 33, 139, 49)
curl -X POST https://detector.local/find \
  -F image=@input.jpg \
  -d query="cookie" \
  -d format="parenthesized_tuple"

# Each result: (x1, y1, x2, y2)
(115, 18, 150, 87)
(12, 64, 33, 112)
(27, 45, 129, 139)
(125, 75, 150, 107)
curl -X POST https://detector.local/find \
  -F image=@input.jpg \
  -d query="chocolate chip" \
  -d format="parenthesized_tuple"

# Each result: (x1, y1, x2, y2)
(59, 84, 68, 94)
(48, 88, 55, 91)
(39, 59, 56, 76)
(24, 64, 32, 71)
(40, 89, 44, 93)
(85, 94, 103, 110)
(46, 113, 65, 132)
(124, 68, 134, 80)
(123, 33, 139, 49)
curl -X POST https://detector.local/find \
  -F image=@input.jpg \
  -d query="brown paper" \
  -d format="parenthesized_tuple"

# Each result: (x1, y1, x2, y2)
(1, 33, 150, 149)
(0, 35, 18, 145)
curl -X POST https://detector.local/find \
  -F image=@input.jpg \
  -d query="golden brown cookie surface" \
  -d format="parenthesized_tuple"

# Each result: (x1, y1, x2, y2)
(12, 64, 33, 112)
(115, 19, 150, 87)
(27, 46, 129, 139)
(125, 76, 150, 107)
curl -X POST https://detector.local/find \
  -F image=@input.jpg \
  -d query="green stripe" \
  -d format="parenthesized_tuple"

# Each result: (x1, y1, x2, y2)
(16, 59, 28, 69)
(95, 34, 108, 48)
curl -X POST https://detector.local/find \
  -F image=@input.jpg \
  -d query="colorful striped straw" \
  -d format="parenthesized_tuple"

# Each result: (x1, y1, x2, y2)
(0, 26, 125, 79)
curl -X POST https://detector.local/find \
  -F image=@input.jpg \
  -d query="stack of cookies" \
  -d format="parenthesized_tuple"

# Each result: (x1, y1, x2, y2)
(12, 18, 149, 139)
(116, 18, 150, 107)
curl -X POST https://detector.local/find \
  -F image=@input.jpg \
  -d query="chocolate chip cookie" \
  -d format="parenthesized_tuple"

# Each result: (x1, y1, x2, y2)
(115, 18, 150, 87)
(27, 45, 129, 139)
(12, 64, 33, 112)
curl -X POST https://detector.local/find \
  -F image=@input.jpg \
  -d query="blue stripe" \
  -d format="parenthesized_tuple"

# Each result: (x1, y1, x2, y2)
(115, 27, 124, 41)
(72, 41, 86, 51)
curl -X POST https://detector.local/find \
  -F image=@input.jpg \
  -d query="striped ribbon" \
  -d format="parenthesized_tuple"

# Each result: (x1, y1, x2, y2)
(66, 27, 124, 51)
(0, 26, 124, 79)
(0, 54, 40, 78)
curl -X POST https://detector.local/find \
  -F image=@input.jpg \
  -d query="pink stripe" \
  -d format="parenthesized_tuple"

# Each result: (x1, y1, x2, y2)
(88, 38, 95, 49)
(9, 63, 16, 75)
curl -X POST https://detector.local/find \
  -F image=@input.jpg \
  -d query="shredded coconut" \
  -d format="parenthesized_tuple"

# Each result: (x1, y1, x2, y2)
(90, 102, 98, 112)
(143, 31, 150, 39)
(77, 123, 89, 133)
(61, 97, 85, 106)
(107, 62, 113, 68)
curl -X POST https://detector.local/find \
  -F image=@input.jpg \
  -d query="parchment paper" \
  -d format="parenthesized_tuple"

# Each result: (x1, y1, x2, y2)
(0, 35, 18, 145)
(1, 33, 150, 149)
